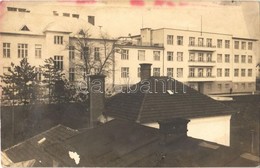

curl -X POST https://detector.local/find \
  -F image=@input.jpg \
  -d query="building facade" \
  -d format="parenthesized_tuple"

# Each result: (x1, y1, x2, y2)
(114, 28, 257, 94)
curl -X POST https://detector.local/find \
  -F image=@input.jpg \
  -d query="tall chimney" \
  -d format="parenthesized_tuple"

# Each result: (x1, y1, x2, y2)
(158, 118, 190, 145)
(88, 16, 95, 26)
(88, 75, 106, 128)
(140, 63, 152, 81)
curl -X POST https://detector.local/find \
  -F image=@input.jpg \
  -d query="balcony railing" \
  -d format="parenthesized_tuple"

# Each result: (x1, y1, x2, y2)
(188, 60, 216, 63)
(188, 75, 216, 81)
(188, 44, 216, 48)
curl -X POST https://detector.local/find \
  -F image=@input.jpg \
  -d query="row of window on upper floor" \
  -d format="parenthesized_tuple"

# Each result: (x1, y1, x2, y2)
(166, 35, 253, 50)
(120, 67, 253, 79)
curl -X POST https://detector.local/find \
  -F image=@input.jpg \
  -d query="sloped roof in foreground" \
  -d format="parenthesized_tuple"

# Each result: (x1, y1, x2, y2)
(105, 77, 236, 123)
(2, 120, 259, 167)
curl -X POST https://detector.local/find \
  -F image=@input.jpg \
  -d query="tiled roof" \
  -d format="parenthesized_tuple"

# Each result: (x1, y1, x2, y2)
(4, 120, 258, 167)
(2, 125, 79, 167)
(106, 77, 236, 123)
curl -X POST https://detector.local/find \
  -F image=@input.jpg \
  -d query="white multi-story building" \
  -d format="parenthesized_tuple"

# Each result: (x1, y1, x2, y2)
(114, 28, 257, 94)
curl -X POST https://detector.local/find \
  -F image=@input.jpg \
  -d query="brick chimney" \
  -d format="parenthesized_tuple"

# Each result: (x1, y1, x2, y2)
(88, 75, 106, 128)
(88, 16, 95, 26)
(158, 118, 190, 145)
(140, 63, 152, 81)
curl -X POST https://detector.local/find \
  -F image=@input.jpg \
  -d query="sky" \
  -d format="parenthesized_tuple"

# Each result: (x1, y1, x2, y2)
(1, 0, 260, 62)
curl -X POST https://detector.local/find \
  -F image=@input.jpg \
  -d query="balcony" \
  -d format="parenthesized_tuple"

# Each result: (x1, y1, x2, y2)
(188, 60, 216, 67)
(188, 75, 216, 82)
(188, 44, 216, 52)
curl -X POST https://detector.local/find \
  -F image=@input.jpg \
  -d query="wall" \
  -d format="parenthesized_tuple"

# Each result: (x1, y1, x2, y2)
(142, 115, 232, 146)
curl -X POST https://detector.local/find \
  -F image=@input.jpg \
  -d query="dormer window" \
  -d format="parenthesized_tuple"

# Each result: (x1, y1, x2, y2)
(20, 25, 30, 31)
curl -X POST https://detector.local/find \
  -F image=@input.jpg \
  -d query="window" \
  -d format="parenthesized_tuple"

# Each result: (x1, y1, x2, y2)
(167, 68, 173, 77)
(206, 38, 212, 47)
(241, 83, 245, 89)
(189, 53, 195, 61)
(225, 68, 230, 77)
(138, 50, 145, 61)
(189, 37, 195, 46)
(189, 68, 195, 77)
(167, 51, 173, 61)
(63, 13, 70, 17)
(153, 68, 160, 77)
(35, 67, 42, 81)
(167, 35, 173, 45)
(198, 68, 204, 77)
(69, 68, 75, 81)
(234, 69, 239, 77)
(241, 55, 246, 63)
(206, 53, 212, 62)
(198, 53, 204, 62)
(81, 47, 89, 60)
(248, 55, 252, 63)
(121, 49, 129, 60)
(137, 67, 141, 77)
(234, 83, 238, 89)
(217, 54, 222, 63)
(234, 41, 239, 49)
(94, 47, 100, 61)
(177, 68, 183, 78)
(234, 55, 239, 63)
(54, 36, 63, 45)
(225, 54, 230, 63)
(177, 36, 183, 45)
(225, 40, 230, 48)
(248, 83, 253, 88)
(217, 68, 222, 77)
(177, 52, 183, 62)
(248, 42, 253, 50)
(3, 43, 10, 58)
(121, 67, 129, 78)
(207, 84, 212, 90)
(217, 84, 222, 90)
(217, 39, 222, 48)
(241, 42, 246, 50)
(18, 43, 28, 58)
(69, 46, 75, 60)
(225, 84, 230, 89)
(54, 55, 63, 70)
(241, 69, 246, 77)
(248, 69, 252, 77)
(153, 51, 160, 61)
(206, 68, 212, 77)
(198, 38, 204, 46)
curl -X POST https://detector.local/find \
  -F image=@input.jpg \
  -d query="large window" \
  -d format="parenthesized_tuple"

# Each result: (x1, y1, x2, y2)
(234, 55, 239, 63)
(225, 40, 230, 48)
(206, 38, 212, 47)
(121, 67, 129, 78)
(18, 43, 28, 58)
(189, 53, 195, 61)
(54, 36, 63, 45)
(217, 68, 222, 77)
(69, 46, 75, 60)
(241, 69, 246, 77)
(198, 53, 204, 62)
(167, 68, 173, 77)
(153, 51, 160, 61)
(177, 52, 183, 62)
(225, 54, 230, 63)
(248, 69, 252, 77)
(206, 68, 212, 77)
(234, 69, 239, 77)
(198, 68, 204, 77)
(248, 42, 253, 50)
(153, 68, 160, 77)
(69, 68, 75, 81)
(189, 68, 195, 77)
(177, 36, 183, 45)
(189, 37, 195, 46)
(54, 55, 63, 70)
(217, 39, 222, 48)
(3, 43, 10, 58)
(177, 68, 183, 78)
(167, 51, 173, 61)
(234, 41, 239, 49)
(248, 55, 252, 63)
(241, 42, 246, 50)
(94, 47, 100, 61)
(35, 44, 42, 59)
(138, 50, 145, 61)
(167, 35, 173, 45)
(241, 55, 246, 63)
(198, 38, 204, 46)
(206, 53, 212, 62)
(225, 68, 230, 77)
(121, 49, 129, 60)
(217, 54, 222, 63)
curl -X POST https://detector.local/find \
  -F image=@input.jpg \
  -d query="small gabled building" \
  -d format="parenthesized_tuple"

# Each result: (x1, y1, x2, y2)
(105, 63, 236, 146)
